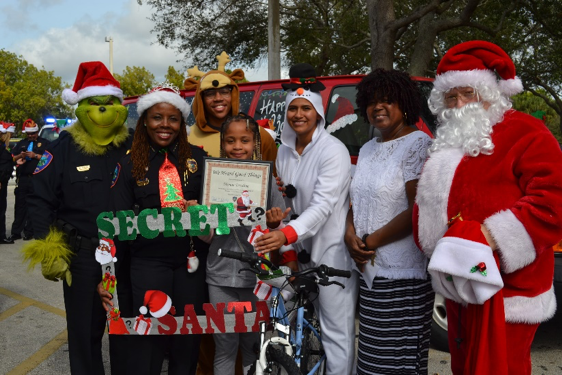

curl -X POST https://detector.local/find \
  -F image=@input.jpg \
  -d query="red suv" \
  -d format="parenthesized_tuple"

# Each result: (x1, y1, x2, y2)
(123, 75, 437, 166)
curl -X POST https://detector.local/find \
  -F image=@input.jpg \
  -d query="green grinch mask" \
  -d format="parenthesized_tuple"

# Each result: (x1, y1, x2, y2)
(75, 95, 128, 146)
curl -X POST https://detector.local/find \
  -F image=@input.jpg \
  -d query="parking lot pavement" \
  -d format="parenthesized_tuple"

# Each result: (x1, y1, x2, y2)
(1, 180, 561, 374)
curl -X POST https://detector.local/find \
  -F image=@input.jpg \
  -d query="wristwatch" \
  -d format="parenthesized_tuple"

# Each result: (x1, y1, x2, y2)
(362, 233, 369, 248)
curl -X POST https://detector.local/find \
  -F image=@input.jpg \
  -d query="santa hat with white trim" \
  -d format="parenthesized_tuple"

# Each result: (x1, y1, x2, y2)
(139, 290, 172, 318)
(0, 121, 16, 133)
(428, 220, 504, 305)
(434, 40, 523, 97)
(136, 82, 191, 135)
(62, 61, 123, 105)
(22, 119, 39, 133)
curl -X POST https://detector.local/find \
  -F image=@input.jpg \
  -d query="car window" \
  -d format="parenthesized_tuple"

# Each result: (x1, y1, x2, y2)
(417, 81, 438, 135)
(324, 85, 370, 157)
(39, 128, 60, 142)
(253, 89, 287, 143)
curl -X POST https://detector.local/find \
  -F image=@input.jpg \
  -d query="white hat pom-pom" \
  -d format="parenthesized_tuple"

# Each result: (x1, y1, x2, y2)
(498, 77, 524, 97)
(62, 89, 79, 105)
(112, 257, 118, 263)
(139, 306, 148, 315)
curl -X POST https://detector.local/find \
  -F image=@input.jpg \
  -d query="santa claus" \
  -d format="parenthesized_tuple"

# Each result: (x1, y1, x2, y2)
(95, 238, 117, 265)
(414, 40, 562, 374)
(236, 190, 255, 224)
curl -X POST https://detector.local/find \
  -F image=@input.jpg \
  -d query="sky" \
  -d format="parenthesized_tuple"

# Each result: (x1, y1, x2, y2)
(0, 0, 269, 87)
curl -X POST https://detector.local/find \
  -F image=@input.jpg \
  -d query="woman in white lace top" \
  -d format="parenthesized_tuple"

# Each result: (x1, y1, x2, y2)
(345, 69, 434, 375)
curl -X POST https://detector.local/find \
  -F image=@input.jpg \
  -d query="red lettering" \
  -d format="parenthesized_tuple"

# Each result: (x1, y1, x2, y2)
(157, 314, 178, 335)
(180, 304, 203, 334)
(227, 302, 252, 333)
(203, 302, 226, 334)
(251, 301, 270, 332)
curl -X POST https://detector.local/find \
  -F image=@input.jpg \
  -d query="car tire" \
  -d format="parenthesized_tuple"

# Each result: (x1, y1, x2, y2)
(431, 293, 450, 352)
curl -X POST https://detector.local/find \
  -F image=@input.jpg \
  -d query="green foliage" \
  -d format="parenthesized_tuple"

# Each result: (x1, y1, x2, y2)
(512, 91, 561, 142)
(114, 66, 156, 97)
(164, 66, 186, 89)
(0, 49, 72, 134)
(139, 0, 369, 76)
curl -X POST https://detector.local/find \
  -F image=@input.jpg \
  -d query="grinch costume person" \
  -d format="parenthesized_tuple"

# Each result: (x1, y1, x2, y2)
(23, 61, 132, 375)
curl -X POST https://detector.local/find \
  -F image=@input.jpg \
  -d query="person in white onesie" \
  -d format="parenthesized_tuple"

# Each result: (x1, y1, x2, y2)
(255, 63, 358, 375)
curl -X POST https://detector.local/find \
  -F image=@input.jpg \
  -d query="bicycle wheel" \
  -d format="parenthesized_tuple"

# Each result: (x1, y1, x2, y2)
(247, 346, 301, 375)
(300, 324, 325, 375)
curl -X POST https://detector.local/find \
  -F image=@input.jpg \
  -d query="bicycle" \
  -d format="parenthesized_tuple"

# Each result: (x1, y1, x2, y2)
(218, 249, 351, 375)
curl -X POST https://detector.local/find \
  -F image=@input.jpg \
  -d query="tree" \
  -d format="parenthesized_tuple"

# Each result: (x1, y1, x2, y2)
(0, 49, 72, 133)
(164, 66, 185, 89)
(113, 66, 155, 97)
(137, 0, 370, 76)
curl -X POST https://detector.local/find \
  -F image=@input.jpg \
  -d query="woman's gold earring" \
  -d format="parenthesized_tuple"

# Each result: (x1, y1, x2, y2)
(403, 112, 407, 120)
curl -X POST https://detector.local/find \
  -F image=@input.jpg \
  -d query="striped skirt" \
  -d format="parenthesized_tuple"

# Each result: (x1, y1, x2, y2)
(357, 276, 435, 375)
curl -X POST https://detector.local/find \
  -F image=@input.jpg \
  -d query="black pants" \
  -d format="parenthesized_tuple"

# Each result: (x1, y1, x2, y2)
(63, 239, 133, 375)
(11, 174, 33, 237)
(0, 178, 9, 238)
(127, 249, 208, 375)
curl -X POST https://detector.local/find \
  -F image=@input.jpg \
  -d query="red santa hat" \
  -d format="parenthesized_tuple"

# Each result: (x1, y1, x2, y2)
(434, 40, 523, 97)
(427, 220, 504, 305)
(0, 121, 16, 133)
(99, 238, 117, 263)
(22, 119, 39, 133)
(136, 82, 191, 135)
(62, 61, 123, 105)
(139, 290, 172, 318)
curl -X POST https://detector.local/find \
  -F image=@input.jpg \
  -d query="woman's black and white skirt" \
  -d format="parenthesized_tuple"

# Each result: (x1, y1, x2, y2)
(357, 276, 435, 375)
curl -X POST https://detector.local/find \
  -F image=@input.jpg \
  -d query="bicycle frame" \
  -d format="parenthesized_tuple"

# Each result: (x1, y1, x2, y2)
(255, 283, 326, 375)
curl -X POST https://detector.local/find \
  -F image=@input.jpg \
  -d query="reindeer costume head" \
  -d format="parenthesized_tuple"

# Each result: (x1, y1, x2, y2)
(184, 51, 245, 133)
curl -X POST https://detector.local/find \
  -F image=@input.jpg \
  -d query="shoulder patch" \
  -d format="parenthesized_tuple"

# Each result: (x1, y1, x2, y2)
(111, 163, 121, 188)
(33, 151, 53, 174)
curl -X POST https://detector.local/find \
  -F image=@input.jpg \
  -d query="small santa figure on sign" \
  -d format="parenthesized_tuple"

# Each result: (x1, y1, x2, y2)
(95, 238, 117, 265)
(235, 190, 255, 225)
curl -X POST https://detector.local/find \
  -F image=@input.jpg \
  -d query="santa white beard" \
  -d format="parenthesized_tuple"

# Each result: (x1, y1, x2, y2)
(242, 195, 251, 206)
(429, 101, 501, 157)
(95, 249, 113, 264)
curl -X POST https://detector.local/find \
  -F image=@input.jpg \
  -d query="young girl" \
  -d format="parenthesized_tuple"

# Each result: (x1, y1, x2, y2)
(205, 113, 296, 375)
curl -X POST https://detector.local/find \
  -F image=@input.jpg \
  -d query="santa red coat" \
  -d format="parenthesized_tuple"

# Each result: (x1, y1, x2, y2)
(414, 110, 562, 324)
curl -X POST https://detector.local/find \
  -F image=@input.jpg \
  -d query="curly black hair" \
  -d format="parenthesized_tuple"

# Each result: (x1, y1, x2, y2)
(355, 68, 421, 127)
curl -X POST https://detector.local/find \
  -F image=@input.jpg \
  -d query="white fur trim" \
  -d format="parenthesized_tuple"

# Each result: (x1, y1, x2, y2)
(62, 88, 79, 105)
(64, 86, 124, 105)
(150, 295, 172, 318)
(428, 237, 503, 305)
(139, 306, 148, 315)
(504, 285, 557, 323)
(433, 69, 498, 93)
(484, 210, 535, 273)
(137, 91, 191, 126)
(416, 148, 465, 256)
(23, 125, 39, 133)
(498, 77, 523, 96)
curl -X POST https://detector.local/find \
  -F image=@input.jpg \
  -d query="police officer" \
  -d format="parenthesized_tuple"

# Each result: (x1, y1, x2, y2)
(10, 119, 49, 241)
(110, 83, 208, 375)
(26, 62, 132, 375)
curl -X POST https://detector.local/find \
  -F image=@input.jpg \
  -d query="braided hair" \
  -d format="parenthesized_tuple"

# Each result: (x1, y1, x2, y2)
(130, 111, 193, 181)
(219, 112, 262, 160)
(356, 69, 421, 127)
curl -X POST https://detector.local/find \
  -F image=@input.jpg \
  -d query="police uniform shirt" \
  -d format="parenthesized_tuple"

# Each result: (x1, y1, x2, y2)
(12, 136, 50, 176)
(28, 131, 132, 239)
(0, 144, 14, 182)
(111, 141, 205, 257)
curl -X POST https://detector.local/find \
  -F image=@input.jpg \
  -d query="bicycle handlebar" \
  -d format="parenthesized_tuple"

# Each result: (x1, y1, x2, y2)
(322, 265, 351, 278)
(218, 249, 278, 271)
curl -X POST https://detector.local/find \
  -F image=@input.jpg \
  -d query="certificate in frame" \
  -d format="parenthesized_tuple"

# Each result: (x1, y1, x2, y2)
(201, 157, 272, 211)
